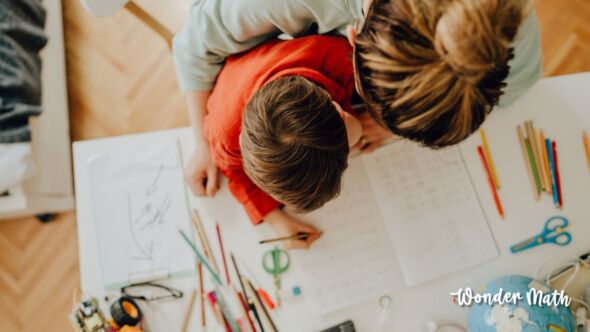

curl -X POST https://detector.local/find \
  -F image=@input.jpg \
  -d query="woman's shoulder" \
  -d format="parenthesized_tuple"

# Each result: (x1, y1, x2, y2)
(501, 9, 543, 107)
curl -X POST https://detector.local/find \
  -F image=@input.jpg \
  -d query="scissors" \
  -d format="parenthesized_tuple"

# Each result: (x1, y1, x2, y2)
(510, 216, 572, 254)
(262, 246, 290, 307)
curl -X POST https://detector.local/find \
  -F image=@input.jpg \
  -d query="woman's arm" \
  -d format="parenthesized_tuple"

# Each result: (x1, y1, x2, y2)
(172, 0, 360, 92)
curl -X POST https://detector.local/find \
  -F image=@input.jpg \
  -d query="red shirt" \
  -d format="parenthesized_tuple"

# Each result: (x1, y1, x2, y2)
(205, 35, 354, 224)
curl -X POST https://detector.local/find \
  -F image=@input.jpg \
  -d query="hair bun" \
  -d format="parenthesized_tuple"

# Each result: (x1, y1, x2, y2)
(434, 0, 522, 84)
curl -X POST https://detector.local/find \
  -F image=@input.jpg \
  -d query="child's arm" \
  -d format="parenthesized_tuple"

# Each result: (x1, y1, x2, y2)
(184, 91, 219, 196)
(265, 209, 322, 250)
(223, 166, 322, 249)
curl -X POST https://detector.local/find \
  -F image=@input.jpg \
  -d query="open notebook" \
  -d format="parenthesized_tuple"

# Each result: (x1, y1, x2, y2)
(293, 141, 499, 314)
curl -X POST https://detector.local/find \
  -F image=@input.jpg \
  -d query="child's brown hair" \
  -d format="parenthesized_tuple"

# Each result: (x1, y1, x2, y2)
(354, 0, 526, 148)
(241, 76, 349, 213)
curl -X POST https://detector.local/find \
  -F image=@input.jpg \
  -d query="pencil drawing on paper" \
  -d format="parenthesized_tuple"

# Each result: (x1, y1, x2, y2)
(127, 164, 174, 261)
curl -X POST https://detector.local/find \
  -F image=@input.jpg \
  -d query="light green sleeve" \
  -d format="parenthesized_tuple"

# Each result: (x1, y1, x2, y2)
(499, 9, 543, 108)
(172, 0, 362, 91)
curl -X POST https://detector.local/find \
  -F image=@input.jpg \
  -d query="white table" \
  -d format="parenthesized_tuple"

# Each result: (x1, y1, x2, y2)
(74, 73, 590, 331)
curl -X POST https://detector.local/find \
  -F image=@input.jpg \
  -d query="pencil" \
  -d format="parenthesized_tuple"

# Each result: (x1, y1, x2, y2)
(198, 263, 206, 327)
(480, 129, 500, 189)
(540, 130, 552, 194)
(230, 253, 260, 332)
(259, 232, 310, 244)
(181, 290, 197, 332)
(191, 209, 221, 274)
(244, 278, 277, 332)
(525, 138, 542, 195)
(526, 121, 546, 191)
(179, 229, 223, 286)
(517, 126, 540, 201)
(477, 146, 504, 219)
(546, 139, 559, 207)
(215, 223, 231, 285)
(553, 141, 563, 208)
(583, 131, 590, 173)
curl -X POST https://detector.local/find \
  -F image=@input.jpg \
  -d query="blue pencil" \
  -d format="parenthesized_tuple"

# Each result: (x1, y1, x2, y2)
(545, 139, 559, 206)
(179, 228, 223, 286)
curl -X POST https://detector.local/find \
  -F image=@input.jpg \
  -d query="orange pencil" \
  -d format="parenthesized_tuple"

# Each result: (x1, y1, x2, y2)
(583, 131, 590, 173)
(478, 146, 504, 219)
(198, 263, 206, 327)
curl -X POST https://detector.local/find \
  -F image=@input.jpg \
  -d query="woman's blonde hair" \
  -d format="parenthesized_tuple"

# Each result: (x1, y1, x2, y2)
(355, 0, 527, 147)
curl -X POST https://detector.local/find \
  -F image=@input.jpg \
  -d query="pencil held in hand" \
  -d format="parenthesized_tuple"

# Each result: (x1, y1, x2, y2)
(259, 232, 311, 244)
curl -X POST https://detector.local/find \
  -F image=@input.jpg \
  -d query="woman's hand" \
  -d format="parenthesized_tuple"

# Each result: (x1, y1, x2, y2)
(185, 140, 219, 196)
(356, 111, 395, 153)
(265, 209, 322, 250)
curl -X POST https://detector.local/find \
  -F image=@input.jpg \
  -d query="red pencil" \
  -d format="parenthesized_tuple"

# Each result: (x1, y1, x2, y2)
(552, 141, 563, 208)
(216, 223, 231, 285)
(477, 146, 504, 219)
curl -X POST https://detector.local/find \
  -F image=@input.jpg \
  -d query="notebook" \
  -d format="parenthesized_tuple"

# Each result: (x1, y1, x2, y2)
(294, 141, 498, 314)
(87, 137, 196, 289)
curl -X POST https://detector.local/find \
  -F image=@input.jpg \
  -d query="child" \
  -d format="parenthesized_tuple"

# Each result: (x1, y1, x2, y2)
(204, 35, 363, 249)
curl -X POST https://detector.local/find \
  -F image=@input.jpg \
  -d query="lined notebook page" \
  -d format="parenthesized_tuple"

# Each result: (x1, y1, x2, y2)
(293, 158, 404, 315)
(362, 141, 498, 286)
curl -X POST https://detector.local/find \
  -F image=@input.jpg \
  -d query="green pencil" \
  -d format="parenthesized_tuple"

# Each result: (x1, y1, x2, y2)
(525, 138, 542, 194)
(179, 228, 223, 286)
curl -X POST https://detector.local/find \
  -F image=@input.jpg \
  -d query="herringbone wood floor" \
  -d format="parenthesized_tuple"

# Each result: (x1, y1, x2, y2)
(0, 0, 589, 331)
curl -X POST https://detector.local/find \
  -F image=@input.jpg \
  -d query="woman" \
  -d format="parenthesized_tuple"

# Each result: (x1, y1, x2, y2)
(173, 0, 541, 248)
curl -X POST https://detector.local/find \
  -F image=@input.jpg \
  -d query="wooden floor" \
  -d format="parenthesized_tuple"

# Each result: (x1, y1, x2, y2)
(0, 0, 589, 330)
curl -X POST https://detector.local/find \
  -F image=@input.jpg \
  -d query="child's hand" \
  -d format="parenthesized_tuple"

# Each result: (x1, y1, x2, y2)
(356, 112, 396, 153)
(185, 141, 220, 197)
(265, 209, 322, 250)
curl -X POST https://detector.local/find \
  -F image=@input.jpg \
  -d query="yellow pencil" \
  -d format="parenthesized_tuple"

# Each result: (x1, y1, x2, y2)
(181, 290, 197, 332)
(540, 130, 552, 194)
(480, 129, 500, 189)
(525, 121, 546, 191)
(584, 131, 590, 173)
(517, 126, 540, 200)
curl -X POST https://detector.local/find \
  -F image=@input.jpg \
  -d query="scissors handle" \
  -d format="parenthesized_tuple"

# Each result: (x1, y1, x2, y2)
(262, 247, 290, 275)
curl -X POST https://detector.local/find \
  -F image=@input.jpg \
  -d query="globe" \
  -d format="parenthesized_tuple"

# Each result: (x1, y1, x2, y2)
(468, 275, 575, 332)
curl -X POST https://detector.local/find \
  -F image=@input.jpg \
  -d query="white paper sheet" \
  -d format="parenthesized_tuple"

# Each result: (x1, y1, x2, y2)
(362, 141, 499, 286)
(294, 158, 405, 315)
(87, 137, 195, 288)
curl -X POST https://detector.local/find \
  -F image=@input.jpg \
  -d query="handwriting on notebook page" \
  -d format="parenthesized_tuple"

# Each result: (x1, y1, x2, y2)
(294, 158, 404, 314)
(362, 142, 498, 286)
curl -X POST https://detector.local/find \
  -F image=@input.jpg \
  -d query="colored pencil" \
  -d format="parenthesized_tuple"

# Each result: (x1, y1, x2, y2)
(583, 131, 590, 173)
(526, 121, 546, 191)
(215, 223, 231, 285)
(258, 232, 310, 244)
(477, 146, 504, 219)
(553, 141, 563, 208)
(480, 129, 500, 189)
(179, 229, 223, 286)
(181, 290, 197, 332)
(546, 139, 559, 207)
(540, 130, 552, 194)
(240, 257, 276, 310)
(198, 263, 206, 327)
(517, 126, 540, 200)
(244, 278, 277, 332)
(191, 209, 221, 274)
(230, 253, 260, 332)
(525, 138, 542, 195)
